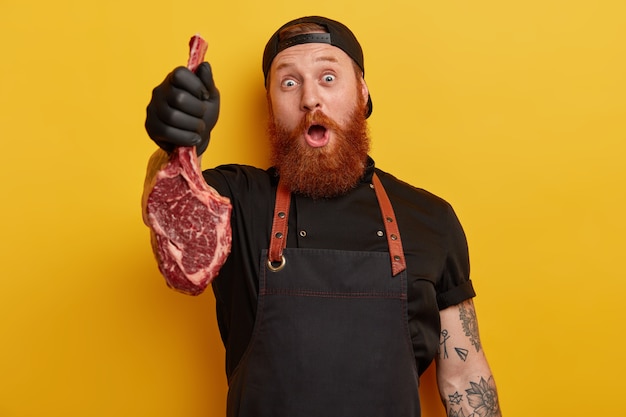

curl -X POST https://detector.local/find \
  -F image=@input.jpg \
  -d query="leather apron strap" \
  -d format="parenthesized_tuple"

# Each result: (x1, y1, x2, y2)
(267, 181, 291, 270)
(372, 173, 407, 276)
(268, 173, 407, 276)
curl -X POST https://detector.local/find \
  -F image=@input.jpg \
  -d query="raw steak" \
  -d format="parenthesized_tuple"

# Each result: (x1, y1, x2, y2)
(142, 34, 232, 296)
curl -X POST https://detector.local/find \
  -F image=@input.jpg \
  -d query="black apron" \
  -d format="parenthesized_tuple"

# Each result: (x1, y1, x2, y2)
(226, 174, 421, 417)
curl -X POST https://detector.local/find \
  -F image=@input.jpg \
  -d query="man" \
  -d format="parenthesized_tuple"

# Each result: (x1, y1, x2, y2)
(144, 16, 502, 417)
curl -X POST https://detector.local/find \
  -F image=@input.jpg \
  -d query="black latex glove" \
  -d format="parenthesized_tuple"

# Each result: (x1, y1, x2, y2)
(145, 62, 219, 155)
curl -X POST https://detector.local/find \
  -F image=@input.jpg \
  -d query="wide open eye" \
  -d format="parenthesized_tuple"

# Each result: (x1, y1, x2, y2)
(322, 74, 336, 83)
(282, 79, 297, 88)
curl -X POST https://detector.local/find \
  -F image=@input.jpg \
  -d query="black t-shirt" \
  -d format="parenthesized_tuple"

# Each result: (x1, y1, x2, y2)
(203, 158, 475, 377)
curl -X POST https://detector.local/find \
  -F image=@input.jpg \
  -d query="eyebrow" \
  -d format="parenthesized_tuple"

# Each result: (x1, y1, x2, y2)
(274, 55, 340, 73)
(315, 55, 340, 64)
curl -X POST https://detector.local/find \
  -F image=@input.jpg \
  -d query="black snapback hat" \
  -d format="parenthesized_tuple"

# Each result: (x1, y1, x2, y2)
(262, 16, 373, 118)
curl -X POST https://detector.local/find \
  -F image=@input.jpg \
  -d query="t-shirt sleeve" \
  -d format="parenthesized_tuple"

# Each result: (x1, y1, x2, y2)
(435, 203, 476, 310)
(201, 165, 239, 199)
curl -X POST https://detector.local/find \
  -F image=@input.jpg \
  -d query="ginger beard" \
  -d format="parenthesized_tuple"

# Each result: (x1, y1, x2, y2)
(267, 90, 370, 199)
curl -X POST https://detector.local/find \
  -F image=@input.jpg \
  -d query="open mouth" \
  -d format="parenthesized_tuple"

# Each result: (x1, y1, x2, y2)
(305, 124, 330, 148)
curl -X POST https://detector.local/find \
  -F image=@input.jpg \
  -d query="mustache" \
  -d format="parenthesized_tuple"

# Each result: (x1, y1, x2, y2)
(295, 110, 342, 137)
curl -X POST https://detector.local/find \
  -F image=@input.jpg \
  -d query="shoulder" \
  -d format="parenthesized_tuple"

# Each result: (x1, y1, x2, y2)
(202, 164, 277, 198)
(375, 168, 454, 215)
(374, 167, 466, 248)
(202, 163, 274, 183)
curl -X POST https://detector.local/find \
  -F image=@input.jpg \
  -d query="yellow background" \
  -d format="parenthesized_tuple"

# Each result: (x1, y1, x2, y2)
(1, 0, 624, 416)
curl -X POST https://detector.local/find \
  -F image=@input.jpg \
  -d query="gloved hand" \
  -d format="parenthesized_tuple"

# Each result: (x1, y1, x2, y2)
(145, 62, 219, 155)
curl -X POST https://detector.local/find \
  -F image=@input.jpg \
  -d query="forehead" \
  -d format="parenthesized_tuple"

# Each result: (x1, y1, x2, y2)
(270, 43, 354, 73)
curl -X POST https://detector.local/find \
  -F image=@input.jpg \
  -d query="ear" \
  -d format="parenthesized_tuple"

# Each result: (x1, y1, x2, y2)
(360, 78, 369, 103)
(266, 90, 275, 119)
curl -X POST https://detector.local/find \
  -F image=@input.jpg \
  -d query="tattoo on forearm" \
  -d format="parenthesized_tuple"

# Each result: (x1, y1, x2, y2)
(448, 391, 463, 405)
(439, 330, 470, 361)
(459, 301, 481, 352)
(440, 329, 450, 358)
(448, 409, 467, 417)
(466, 376, 500, 417)
(446, 376, 500, 417)
(455, 347, 469, 361)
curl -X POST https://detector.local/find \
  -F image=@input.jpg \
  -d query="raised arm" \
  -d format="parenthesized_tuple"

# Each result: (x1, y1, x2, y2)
(436, 299, 502, 417)
(142, 60, 220, 215)
(141, 62, 231, 296)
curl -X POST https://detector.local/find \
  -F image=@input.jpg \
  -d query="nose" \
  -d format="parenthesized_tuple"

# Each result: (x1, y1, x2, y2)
(300, 81, 321, 112)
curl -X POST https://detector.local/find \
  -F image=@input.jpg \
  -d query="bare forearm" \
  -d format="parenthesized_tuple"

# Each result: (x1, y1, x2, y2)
(437, 356, 501, 417)
(436, 299, 502, 417)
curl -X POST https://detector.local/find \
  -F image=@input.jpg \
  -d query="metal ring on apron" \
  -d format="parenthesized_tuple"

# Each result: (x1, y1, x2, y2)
(267, 255, 286, 272)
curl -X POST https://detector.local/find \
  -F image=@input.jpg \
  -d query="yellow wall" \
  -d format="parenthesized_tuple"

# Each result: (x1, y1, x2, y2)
(1, 0, 624, 416)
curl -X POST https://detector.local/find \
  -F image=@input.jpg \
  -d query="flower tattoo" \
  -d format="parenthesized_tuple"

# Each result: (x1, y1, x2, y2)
(466, 376, 500, 417)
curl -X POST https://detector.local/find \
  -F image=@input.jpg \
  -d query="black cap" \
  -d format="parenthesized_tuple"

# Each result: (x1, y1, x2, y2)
(262, 16, 372, 118)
